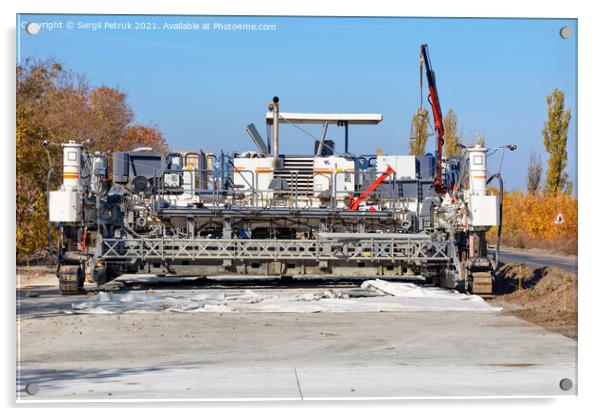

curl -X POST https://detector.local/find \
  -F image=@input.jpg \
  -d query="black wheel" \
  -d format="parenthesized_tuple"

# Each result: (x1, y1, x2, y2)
(93, 265, 120, 287)
(469, 272, 493, 297)
(93, 266, 108, 286)
(58, 265, 84, 295)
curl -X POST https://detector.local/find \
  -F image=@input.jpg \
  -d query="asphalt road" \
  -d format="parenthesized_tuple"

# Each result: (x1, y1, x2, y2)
(496, 248, 577, 274)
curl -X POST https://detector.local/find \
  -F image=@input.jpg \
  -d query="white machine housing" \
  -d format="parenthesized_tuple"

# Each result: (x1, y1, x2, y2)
(233, 156, 275, 203)
(49, 190, 81, 222)
(465, 144, 499, 227)
(182, 166, 196, 197)
(49, 141, 83, 223)
(469, 195, 499, 227)
(313, 156, 355, 198)
(376, 155, 417, 179)
(466, 144, 488, 196)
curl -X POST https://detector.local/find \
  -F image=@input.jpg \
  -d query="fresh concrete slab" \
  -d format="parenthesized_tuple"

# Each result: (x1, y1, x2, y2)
(17, 287, 577, 401)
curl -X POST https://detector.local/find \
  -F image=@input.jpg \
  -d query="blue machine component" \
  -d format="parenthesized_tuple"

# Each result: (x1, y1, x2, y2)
(112, 152, 129, 184)
(112, 151, 165, 184)
(416, 153, 436, 179)
(445, 158, 461, 190)
(128, 151, 165, 178)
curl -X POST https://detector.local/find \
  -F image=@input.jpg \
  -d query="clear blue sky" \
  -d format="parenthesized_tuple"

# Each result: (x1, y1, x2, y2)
(17, 14, 577, 192)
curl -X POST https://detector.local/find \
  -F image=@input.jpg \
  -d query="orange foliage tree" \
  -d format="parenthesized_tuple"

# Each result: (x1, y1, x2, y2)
(122, 125, 168, 153)
(16, 59, 168, 260)
(489, 191, 577, 254)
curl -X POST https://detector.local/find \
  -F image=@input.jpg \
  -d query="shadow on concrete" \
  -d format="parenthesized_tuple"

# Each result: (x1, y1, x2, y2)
(16, 287, 90, 320)
(17, 365, 167, 393)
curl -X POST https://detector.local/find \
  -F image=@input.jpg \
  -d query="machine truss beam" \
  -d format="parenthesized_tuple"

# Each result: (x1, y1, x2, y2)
(100, 235, 451, 262)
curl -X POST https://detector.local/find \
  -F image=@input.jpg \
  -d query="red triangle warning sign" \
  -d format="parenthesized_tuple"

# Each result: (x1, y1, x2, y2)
(554, 212, 565, 225)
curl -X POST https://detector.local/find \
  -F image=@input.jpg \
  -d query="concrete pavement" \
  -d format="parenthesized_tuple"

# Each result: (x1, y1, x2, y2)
(17, 287, 577, 401)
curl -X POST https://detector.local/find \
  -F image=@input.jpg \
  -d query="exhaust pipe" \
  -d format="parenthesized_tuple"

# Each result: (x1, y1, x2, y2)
(270, 96, 280, 169)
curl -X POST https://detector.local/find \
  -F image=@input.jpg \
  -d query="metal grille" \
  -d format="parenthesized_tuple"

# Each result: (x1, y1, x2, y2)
(274, 156, 314, 194)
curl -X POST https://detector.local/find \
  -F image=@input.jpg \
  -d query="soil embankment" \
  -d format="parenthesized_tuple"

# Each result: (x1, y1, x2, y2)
(491, 263, 577, 339)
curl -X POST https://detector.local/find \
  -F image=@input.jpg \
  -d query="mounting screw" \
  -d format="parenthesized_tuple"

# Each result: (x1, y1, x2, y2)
(559, 378, 573, 391)
(560, 26, 571, 39)
(25, 383, 39, 395)
(25, 22, 40, 35)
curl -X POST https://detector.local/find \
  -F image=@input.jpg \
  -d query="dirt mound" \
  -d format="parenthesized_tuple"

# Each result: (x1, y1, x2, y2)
(500, 235, 577, 255)
(492, 263, 577, 339)
(495, 263, 577, 313)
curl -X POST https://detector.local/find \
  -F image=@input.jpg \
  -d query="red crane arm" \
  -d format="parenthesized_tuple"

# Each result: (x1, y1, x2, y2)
(347, 165, 395, 211)
(420, 44, 446, 194)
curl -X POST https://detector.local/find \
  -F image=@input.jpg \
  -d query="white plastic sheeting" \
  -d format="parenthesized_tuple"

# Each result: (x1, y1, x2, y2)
(67, 279, 500, 315)
(361, 279, 484, 300)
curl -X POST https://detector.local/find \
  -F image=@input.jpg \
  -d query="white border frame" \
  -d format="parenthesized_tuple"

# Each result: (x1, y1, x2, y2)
(3, 1, 599, 414)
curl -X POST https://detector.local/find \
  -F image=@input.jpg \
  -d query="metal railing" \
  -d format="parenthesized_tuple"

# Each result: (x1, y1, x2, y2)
(154, 166, 411, 212)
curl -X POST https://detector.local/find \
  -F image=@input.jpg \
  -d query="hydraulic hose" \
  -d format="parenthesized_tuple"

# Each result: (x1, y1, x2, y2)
(486, 173, 504, 270)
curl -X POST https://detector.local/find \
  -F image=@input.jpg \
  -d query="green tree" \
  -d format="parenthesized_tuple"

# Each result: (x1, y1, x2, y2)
(410, 108, 429, 156)
(526, 150, 543, 194)
(443, 109, 460, 158)
(542, 88, 572, 196)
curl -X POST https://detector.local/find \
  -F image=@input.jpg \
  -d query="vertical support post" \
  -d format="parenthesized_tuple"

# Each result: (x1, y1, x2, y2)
(563, 274, 567, 311)
(223, 218, 232, 239)
(222, 218, 233, 269)
(319, 218, 328, 233)
(187, 216, 194, 238)
(220, 151, 225, 192)
(344, 121, 349, 153)
(272, 97, 280, 169)
(357, 219, 365, 233)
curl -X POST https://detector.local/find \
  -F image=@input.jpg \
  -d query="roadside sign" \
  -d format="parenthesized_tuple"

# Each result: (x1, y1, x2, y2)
(554, 211, 565, 225)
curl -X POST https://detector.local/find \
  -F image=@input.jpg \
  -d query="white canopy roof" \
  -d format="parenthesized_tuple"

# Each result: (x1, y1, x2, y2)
(266, 112, 383, 125)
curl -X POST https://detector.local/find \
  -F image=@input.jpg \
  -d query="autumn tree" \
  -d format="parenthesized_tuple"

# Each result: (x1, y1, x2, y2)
(409, 108, 429, 156)
(123, 125, 168, 153)
(443, 109, 460, 158)
(89, 86, 134, 150)
(542, 88, 572, 196)
(16, 61, 63, 259)
(526, 150, 543, 194)
(16, 59, 168, 259)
